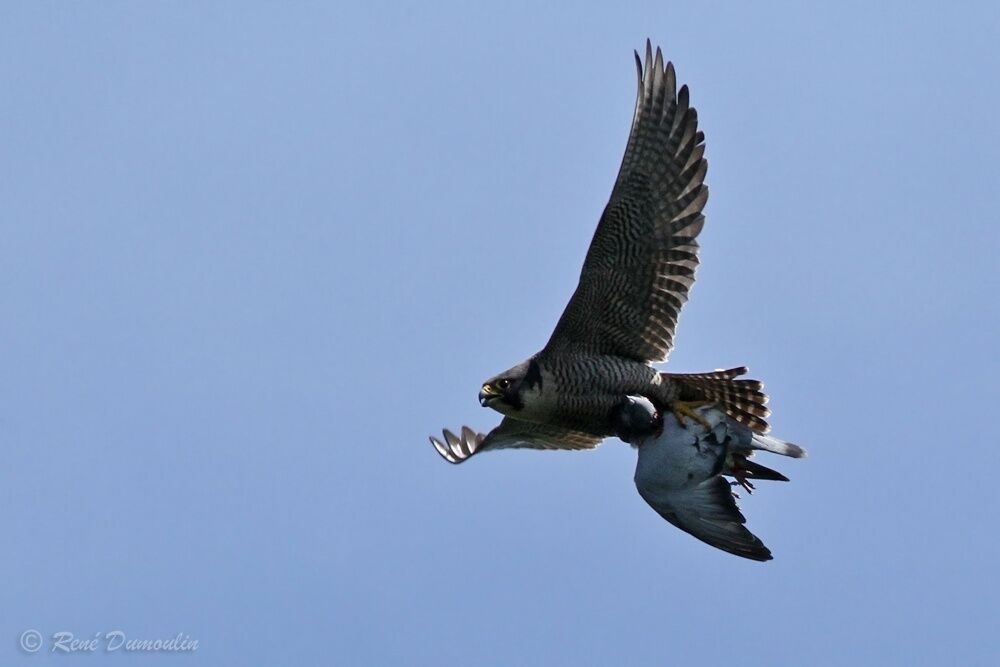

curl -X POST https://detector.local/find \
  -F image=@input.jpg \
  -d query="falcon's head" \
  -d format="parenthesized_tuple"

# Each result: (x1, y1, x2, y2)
(479, 359, 542, 415)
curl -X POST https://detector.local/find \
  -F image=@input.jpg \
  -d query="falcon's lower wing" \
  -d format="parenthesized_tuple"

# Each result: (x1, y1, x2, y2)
(430, 418, 602, 464)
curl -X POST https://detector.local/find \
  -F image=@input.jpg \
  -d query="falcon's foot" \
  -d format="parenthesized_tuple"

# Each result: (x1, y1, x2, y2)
(670, 400, 713, 430)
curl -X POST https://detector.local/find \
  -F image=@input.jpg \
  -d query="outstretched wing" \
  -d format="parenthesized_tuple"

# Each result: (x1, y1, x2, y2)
(430, 418, 602, 464)
(636, 476, 772, 561)
(543, 41, 707, 363)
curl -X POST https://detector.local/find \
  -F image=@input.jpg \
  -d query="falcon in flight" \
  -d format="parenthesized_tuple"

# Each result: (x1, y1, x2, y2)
(430, 42, 803, 559)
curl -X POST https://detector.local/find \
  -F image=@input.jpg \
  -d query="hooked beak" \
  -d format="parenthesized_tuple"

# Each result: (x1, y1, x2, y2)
(479, 384, 500, 407)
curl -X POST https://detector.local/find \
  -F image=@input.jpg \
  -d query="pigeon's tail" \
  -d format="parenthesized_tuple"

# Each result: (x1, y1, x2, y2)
(750, 433, 807, 459)
(663, 366, 770, 432)
(739, 458, 789, 482)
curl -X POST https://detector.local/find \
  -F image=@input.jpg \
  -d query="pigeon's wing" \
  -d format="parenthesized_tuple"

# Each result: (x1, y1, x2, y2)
(430, 418, 602, 464)
(636, 476, 773, 561)
(542, 41, 707, 363)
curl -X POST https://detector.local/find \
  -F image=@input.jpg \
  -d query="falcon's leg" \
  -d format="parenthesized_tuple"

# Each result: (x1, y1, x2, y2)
(670, 400, 713, 430)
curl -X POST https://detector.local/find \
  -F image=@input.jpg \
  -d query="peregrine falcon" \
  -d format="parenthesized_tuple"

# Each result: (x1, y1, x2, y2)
(431, 42, 790, 468)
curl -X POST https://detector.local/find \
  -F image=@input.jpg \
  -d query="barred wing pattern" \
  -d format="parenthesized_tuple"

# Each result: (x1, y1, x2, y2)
(544, 41, 707, 363)
(430, 418, 602, 464)
(668, 366, 772, 433)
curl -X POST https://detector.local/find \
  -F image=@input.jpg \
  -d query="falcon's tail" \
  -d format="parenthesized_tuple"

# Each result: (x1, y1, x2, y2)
(663, 366, 771, 433)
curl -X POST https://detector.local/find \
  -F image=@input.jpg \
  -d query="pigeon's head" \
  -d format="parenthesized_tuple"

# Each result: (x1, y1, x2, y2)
(610, 395, 662, 445)
(479, 359, 542, 415)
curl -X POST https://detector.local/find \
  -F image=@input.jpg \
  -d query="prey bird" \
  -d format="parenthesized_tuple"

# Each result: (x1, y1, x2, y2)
(430, 43, 801, 510)
(615, 397, 805, 561)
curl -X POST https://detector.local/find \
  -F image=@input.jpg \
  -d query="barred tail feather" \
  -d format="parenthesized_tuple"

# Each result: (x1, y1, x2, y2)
(664, 366, 771, 432)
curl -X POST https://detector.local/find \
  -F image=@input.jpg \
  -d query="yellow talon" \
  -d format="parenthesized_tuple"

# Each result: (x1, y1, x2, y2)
(671, 400, 713, 430)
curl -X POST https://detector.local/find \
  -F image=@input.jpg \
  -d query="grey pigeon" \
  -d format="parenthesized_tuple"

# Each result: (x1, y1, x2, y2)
(616, 396, 805, 561)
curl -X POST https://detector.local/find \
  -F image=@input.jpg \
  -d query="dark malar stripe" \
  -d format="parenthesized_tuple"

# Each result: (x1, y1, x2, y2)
(525, 358, 543, 391)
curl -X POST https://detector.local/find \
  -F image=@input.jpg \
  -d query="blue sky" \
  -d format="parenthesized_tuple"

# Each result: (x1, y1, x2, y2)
(2, 2, 998, 665)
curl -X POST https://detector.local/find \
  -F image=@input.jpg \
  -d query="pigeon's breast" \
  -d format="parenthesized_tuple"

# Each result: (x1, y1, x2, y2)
(634, 416, 728, 492)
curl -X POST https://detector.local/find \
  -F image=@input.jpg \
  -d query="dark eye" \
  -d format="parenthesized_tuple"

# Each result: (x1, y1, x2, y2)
(497, 379, 511, 390)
